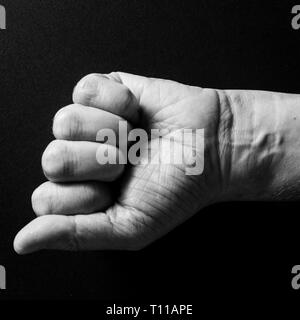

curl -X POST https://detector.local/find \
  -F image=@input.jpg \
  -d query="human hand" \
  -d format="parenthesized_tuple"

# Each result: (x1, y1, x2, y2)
(14, 72, 229, 254)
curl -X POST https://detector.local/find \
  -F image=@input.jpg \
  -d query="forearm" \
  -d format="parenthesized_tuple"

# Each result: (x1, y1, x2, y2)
(218, 89, 300, 201)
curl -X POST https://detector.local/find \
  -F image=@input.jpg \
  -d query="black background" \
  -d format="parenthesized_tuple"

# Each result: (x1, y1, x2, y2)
(0, 0, 299, 309)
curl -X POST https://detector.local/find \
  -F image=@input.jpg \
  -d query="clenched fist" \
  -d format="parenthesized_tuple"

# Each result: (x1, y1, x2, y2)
(15, 72, 300, 254)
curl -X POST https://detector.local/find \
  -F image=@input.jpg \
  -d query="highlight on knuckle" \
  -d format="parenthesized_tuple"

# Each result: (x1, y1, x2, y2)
(53, 106, 82, 139)
(73, 73, 100, 104)
(42, 140, 74, 180)
(31, 187, 54, 216)
(120, 87, 133, 112)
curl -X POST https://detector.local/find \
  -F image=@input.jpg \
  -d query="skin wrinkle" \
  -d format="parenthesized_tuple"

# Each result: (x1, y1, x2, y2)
(225, 90, 286, 200)
(100, 212, 120, 247)
(203, 89, 223, 199)
(122, 185, 193, 227)
(75, 213, 118, 250)
(80, 185, 103, 214)
(169, 171, 202, 204)
(148, 92, 191, 124)
(67, 111, 83, 139)
(110, 203, 158, 245)
(168, 165, 201, 195)
(120, 161, 154, 195)
(125, 168, 188, 205)
(216, 89, 234, 194)
(128, 206, 176, 244)
(71, 215, 81, 251)
(130, 164, 199, 200)
(126, 181, 189, 218)
(232, 92, 253, 176)
(224, 91, 254, 197)
(107, 206, 136, 237)
(126, 195, 170, 227)
(118, 161, 193, 227)
(53, 107, 83, 139)
(62, 143, 77, 179)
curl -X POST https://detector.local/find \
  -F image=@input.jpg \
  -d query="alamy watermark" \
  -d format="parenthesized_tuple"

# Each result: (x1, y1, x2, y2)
(0, 265, 5, 290)
(291, 265, 300, 289)
(0, 5, 6, 30)
(292, 5, 300, 30)
(95, 121, 205, 176)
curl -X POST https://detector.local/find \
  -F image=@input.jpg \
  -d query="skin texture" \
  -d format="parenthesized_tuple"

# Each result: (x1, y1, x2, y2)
(13, 72, 300, 254)
(220, 90, 300, 201)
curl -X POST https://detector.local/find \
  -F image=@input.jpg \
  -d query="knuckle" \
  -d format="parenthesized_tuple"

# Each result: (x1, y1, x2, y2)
(117, 87, 137, 120)
(42, 140, 74, 180)
(107, 71, 122, 82)
(120, 87, 133, 110)
(73, 73, 100, 104)
(31, 187, 53, 216)
(53, 106, 82, 139)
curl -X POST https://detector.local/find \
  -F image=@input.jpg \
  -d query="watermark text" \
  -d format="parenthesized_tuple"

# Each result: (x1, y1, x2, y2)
(0, 5, 6, 30)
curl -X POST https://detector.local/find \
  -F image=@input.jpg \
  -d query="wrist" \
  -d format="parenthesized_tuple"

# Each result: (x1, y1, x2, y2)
(216, 89, 285, 201)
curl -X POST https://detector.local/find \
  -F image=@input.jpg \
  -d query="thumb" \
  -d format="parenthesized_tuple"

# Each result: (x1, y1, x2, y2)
(72, 72, 147, 125)
(106, 71, 151, 104)
(13, 209, 141, 254)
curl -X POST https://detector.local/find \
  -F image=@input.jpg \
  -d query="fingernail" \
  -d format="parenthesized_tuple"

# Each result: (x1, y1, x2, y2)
(77, 75, 99, 92)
